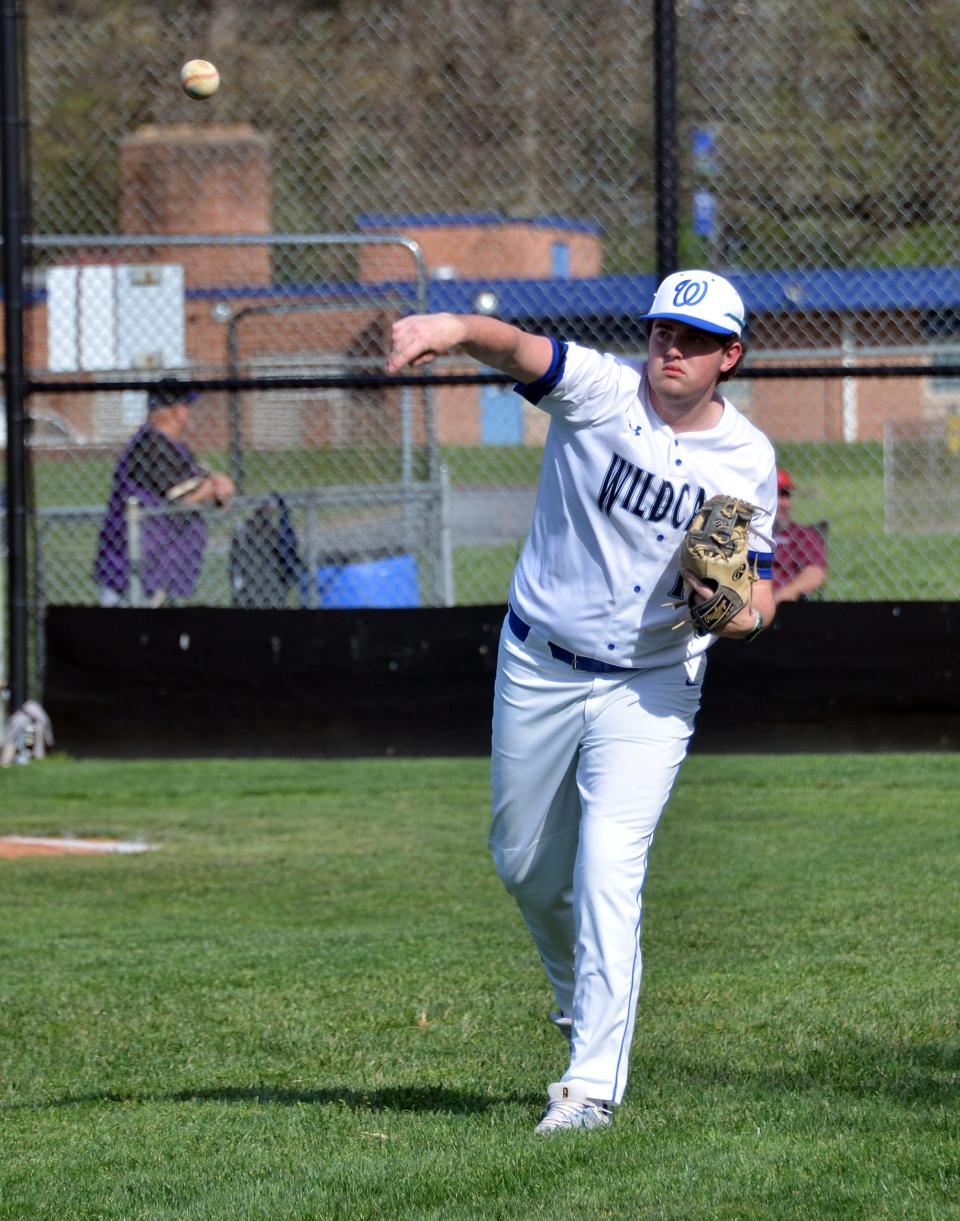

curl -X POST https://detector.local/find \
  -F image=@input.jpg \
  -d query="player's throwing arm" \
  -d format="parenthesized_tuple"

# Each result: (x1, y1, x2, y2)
(387, 313, 555, 384)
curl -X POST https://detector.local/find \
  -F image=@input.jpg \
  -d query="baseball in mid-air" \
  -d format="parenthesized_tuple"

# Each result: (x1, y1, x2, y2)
(180, 59, 220, 100)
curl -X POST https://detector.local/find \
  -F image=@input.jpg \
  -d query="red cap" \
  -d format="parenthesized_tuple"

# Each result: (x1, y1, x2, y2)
(777, 468, 794, 493)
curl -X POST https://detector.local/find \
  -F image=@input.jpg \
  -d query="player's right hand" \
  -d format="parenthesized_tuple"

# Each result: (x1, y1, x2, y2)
(386, 313, 465, 373)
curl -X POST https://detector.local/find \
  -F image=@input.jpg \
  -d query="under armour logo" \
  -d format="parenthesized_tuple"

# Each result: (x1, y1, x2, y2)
(672, 278, 709, 307)
(633, 425, 642, 435)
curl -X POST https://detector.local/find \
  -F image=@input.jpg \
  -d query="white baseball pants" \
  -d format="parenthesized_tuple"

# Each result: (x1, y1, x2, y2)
(489, 616, 703, 1104)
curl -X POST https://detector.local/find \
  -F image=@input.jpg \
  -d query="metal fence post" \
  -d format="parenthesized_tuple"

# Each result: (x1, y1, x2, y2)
(438, 463, 453, 608)
(653, 0, 679, 281)
(1, 0, 30, 710)
(126, 498, 143, 608)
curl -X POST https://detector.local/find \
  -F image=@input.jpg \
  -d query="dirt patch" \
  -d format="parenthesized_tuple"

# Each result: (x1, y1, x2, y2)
(0, 836, 155, 859)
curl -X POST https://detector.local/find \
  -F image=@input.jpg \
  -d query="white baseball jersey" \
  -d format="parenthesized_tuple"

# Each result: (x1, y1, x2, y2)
(508, 339, 777, 669)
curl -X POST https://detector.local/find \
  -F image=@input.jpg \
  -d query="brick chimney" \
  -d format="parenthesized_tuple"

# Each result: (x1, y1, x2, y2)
(119, 123, 272, 288)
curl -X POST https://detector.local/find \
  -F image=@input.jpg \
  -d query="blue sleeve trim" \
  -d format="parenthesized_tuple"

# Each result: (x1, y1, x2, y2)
(513, 338, 568, 404)
(750, 550, 774, 580)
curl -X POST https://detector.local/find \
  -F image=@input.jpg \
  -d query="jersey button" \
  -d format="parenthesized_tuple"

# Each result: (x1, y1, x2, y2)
(634, 585, 641, 593)
(607, 643, 615, 651)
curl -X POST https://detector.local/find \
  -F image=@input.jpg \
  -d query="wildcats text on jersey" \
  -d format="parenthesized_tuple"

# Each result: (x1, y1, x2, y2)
(596, 452, 706, 531)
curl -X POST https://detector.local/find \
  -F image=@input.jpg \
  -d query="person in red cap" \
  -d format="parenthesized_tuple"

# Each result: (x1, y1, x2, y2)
(771, 469, 827, 601)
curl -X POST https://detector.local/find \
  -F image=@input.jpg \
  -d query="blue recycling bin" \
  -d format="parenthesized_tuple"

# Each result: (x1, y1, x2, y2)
(309, 553, 420, 609)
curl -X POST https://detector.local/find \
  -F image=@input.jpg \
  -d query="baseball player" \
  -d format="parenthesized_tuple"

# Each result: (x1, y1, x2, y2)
(386, 270, 778, 1134)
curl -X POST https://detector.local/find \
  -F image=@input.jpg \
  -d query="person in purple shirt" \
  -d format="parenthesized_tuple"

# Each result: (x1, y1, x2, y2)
(94, 382, 236, 606)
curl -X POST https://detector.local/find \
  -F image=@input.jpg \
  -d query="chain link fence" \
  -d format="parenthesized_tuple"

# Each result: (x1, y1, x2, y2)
(6, 0, 960, 671)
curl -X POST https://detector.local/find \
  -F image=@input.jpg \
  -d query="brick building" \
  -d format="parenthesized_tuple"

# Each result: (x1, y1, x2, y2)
(2, 123, 957, 451)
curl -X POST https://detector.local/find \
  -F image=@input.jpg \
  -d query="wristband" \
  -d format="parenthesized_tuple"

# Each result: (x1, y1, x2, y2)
(741, 609, 764, 643)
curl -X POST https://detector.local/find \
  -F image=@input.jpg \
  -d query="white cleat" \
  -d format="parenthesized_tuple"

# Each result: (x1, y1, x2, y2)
(548, 1010, 573, 1045)
(534, 1082, 613, 1134)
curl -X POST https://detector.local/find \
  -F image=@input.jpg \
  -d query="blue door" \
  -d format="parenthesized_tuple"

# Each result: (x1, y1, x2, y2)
(480, 377, 523, 445)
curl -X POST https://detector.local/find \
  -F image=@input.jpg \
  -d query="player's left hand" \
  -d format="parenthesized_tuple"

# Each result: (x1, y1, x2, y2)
(683, 569, 757, 636)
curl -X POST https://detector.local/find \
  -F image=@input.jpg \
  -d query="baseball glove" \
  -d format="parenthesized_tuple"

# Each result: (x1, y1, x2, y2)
(680, 495, 758, 635)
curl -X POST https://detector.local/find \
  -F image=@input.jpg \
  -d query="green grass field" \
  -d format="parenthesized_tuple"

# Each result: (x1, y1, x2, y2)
(1, 754, 957, 1219)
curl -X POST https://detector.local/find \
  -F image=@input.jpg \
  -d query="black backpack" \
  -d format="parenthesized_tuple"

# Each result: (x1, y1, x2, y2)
(230, 493, 304, 608)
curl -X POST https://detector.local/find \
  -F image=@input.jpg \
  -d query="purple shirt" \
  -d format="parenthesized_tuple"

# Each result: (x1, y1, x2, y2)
(94, 423, 209, 598)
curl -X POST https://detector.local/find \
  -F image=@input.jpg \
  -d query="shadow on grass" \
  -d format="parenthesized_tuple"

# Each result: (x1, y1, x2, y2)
(169, 1084, 543, 1112)
(651, 1036, 960, 1108)
(8, 1083, 542, 1114)
(9, 1037, 955, 1113)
